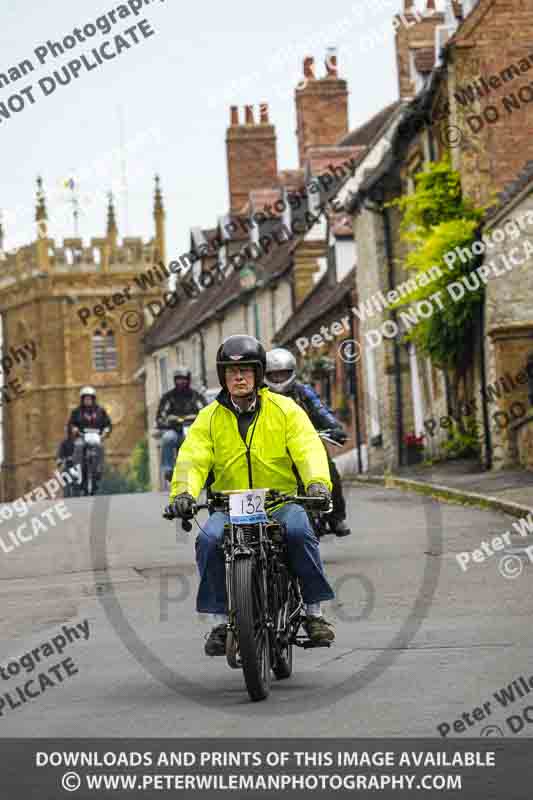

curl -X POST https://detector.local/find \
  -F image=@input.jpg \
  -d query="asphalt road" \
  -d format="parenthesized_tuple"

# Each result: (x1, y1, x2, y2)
(1, 482, 532, 738)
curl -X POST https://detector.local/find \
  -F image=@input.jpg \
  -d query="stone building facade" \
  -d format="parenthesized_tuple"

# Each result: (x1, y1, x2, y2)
(0, 178, 166, 500)
(480, 166, 533, 469)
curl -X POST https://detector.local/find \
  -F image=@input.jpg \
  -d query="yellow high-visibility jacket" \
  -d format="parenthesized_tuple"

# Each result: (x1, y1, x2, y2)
(169, 387, 332, 501)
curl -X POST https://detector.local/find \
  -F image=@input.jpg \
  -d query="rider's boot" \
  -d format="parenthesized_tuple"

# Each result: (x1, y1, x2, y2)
(329, 517, 352, 537)
(204, 624, 228, 656)
(303, 616, 335, 644)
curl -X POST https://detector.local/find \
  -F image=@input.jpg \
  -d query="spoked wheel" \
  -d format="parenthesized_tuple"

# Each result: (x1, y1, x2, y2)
(225, 628, 241, 669)
(272, 580, 297, 680)
(233, 558, 271, 702)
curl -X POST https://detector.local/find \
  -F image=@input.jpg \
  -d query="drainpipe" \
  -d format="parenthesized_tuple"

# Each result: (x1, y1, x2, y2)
(198, 328, 208, 389)
(479, 297, 493, 469)
(381, 197, 405, 469)
(345, 295, 363, 473)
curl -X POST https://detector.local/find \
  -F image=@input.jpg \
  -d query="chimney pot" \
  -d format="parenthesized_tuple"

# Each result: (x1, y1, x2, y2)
(303, 56, 315, 80)
(259, 103, 269, 123)
(245, 105, 255, 124)
(230, 106, 239, 126)
(325, 47, 338, 77)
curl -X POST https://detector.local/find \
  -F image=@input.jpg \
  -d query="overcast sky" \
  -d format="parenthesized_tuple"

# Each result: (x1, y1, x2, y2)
(1, 0, 444, 262)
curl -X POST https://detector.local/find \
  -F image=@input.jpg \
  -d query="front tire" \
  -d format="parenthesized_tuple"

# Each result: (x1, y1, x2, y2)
(233, 557, 271, 702)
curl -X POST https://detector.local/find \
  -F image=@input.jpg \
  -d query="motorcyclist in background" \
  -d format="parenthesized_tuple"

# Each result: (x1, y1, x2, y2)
(68, 386, 112, 490)
(56, 423, 76, 495)
(265, 348, 351, 538)
(156, 366, 207, 482)
(56, 423, 75, 470)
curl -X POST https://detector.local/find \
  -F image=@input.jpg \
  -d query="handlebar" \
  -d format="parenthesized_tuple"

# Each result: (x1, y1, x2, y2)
(162, 490, 329, 522)
(318, 429, 346, 447)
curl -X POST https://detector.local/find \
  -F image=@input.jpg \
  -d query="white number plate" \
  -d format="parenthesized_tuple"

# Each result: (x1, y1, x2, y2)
(229, 489, 268, 524)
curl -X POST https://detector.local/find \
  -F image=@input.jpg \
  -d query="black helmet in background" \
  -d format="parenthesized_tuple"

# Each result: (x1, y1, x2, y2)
(216, 335, 267, 390)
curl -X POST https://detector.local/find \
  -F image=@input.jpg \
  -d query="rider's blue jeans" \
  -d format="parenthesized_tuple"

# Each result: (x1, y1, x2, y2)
(195, 502, 335, 614)
(161, 430, 181, 471)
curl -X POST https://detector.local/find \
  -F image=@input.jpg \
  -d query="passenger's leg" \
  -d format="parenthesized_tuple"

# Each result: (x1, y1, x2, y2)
(327, 455, 351, 537)
(272, 502, 335, 642)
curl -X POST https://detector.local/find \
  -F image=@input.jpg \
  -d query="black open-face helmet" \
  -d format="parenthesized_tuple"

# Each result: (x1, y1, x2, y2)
(216, 335, 266, 390)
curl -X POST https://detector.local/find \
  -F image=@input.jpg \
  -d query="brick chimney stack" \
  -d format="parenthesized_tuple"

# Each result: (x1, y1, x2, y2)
(226, 104, 278, 214)
(295, 50, 349, 167)
(395, 2, 445, 100)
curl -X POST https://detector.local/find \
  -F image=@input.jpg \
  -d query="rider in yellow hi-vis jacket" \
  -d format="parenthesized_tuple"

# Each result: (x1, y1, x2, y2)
(169, 387, 332, 500)
(167, 335, 336, 656)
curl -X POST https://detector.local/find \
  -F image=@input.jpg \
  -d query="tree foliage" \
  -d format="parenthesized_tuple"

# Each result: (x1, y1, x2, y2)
(389, 158, 486, 375)
(126, 438, 150, 492)
(99, 439, 151, 495)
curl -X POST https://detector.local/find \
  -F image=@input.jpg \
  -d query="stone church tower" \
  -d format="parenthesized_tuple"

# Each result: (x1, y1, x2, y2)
(0, 177, 166, 500)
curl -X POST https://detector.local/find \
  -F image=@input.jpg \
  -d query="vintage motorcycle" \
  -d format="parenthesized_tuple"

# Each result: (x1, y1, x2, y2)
(163, 487, 331, 702)
(77, 428, 103, 496)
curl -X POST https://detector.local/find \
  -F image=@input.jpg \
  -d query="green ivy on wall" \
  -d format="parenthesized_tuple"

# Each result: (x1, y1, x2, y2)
(387, 158, 488, 417)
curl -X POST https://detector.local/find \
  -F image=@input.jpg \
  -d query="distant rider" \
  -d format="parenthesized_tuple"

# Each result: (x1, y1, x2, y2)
(156, 366, 207, 482)
(56, 423, 76, 471)
(265, 348, 351, 537)
(68, 386, 112, 489)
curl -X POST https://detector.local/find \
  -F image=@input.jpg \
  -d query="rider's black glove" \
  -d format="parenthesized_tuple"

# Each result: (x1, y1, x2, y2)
(330, 428, 348, 444)
(307, 482, 331, 506)
(172, 492, 195, 518)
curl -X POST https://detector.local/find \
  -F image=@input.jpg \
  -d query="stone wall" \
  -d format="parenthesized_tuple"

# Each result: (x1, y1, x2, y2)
(481, 189, 533, 468)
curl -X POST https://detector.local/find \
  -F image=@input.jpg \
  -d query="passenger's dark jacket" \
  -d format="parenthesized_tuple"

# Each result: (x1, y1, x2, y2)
(69, 405, 112, 434)
(156, 388, 206, 427)
(288, 382, 343, 432)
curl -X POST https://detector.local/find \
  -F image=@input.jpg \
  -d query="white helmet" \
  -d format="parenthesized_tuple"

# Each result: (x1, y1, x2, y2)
(265, 348, 297, 393)
(80, 385, 96, 399)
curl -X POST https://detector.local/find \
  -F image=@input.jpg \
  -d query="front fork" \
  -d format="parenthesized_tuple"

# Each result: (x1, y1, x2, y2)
(224, 524, 272, 669)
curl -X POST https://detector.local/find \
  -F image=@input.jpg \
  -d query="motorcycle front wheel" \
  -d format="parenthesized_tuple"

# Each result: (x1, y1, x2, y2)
(233, 557, 271, 702)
